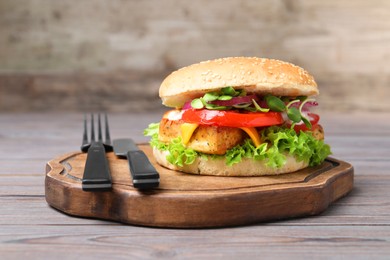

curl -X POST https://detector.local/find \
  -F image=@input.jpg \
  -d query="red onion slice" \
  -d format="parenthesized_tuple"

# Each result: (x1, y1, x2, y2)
(290, 101, 318, 111)
(210, 94, 258, 106)
(183, 100, 192, 110)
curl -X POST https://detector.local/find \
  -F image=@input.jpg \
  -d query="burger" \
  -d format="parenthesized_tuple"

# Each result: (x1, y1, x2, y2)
(144, 57, 331, 176)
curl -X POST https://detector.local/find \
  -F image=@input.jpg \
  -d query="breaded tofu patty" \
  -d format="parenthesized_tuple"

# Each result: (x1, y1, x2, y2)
(159, 118, 244, 155)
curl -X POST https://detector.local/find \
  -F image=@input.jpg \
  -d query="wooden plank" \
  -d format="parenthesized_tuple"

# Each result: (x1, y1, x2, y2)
(0, 160, 51, 175)
(0, 226, 389, 259)
(1, 112, 390, 258)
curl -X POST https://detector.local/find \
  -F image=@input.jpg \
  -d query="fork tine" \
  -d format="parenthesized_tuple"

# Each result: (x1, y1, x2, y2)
(97, 113, 103, 142)
(90, 114, 95, 142)
(82, 114, 88, 146)
(104, 113, 111, 145)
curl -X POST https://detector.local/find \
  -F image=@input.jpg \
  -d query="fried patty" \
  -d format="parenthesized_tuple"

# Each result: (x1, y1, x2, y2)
(159, 118, 244, 155)
(312, 124, 325, 140)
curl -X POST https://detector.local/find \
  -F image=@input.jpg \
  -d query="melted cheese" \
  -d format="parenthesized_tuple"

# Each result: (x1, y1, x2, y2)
(240, 127, 262, 147)
(180, 123, 261, 148)
(180, 123, 199, 145)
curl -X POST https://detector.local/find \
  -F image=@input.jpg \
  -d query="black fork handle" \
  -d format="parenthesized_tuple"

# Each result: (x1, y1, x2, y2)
(82, 142, 112, 191)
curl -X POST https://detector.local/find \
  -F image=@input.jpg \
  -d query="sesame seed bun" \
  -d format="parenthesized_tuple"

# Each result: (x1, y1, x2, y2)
(160, 57, 318, 108)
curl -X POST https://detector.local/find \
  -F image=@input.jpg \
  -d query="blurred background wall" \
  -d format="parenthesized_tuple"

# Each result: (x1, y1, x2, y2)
(0, 0, 389, 112)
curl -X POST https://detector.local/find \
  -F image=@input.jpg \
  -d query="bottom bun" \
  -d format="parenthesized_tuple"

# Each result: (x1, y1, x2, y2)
(153, 148, 309, 177)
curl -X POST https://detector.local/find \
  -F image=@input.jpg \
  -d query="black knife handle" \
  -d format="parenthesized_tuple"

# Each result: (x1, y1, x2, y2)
(82, 142, 112, 191)
(127, 150, 160, 189)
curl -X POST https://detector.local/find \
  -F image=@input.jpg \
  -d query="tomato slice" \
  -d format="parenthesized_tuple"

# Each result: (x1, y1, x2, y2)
(292, 113, 320, 132)
(182, 109, 284, 127)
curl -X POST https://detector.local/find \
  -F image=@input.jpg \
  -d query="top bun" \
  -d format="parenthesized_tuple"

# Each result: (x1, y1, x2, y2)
(160, 57, 318, 108)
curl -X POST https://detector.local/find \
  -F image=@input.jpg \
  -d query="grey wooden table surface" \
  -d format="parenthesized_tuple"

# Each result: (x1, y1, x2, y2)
(1, 112, 389, 259)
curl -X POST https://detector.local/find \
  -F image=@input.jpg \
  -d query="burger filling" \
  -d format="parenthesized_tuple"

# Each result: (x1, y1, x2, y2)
(144, 87, 331, 169)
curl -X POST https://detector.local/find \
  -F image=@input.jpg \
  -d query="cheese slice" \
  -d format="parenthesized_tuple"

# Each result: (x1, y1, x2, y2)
(180, 123, 261, 148)
(180, 123, 199, 145)
(240, 127, 262, 147)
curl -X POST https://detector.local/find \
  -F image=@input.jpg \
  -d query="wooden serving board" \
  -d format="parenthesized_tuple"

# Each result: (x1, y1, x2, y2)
(45, 144, 354, 228)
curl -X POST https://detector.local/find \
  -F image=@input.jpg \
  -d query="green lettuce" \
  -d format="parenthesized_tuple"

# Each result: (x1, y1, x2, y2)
(144, 123, 331, 169)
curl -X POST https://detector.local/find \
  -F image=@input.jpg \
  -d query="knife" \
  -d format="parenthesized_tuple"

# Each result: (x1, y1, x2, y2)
(113, 138, 160, 189)
(82, 142, 112, 191)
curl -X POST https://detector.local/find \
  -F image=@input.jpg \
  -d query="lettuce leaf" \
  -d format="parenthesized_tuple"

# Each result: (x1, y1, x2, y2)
(143, 122, 159, 136)
(144, 123, 331, 169)
(144, 123, 197, 167)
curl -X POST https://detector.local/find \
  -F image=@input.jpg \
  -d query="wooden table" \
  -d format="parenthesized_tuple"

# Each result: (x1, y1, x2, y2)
(1, 112, 389, 259)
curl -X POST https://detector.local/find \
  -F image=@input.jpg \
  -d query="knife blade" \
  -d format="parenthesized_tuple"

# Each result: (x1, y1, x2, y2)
(113, 138, 160, 189)
(82, 142, 112, 191)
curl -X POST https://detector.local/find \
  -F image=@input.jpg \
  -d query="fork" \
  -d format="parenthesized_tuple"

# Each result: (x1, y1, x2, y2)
(81, 113, 113, 191)
(81, 113, 113, 152)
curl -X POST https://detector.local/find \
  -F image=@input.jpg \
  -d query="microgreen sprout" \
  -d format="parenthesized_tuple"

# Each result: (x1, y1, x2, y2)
(221, 86, 238, 96)
(265, 95, 286, 112)
(191, 98, 204, 109)
(203, 92, 219, 102)
(286, 99, 302, 123)
(189, 88, 315, 128)
(218, 95, 233, 101)
(266, 95, 315, 128)
(286, 107, 301, 122)
(190, 87, 245, 111)
(299, 98, 316, 128)
(251, 99, 269, 112)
